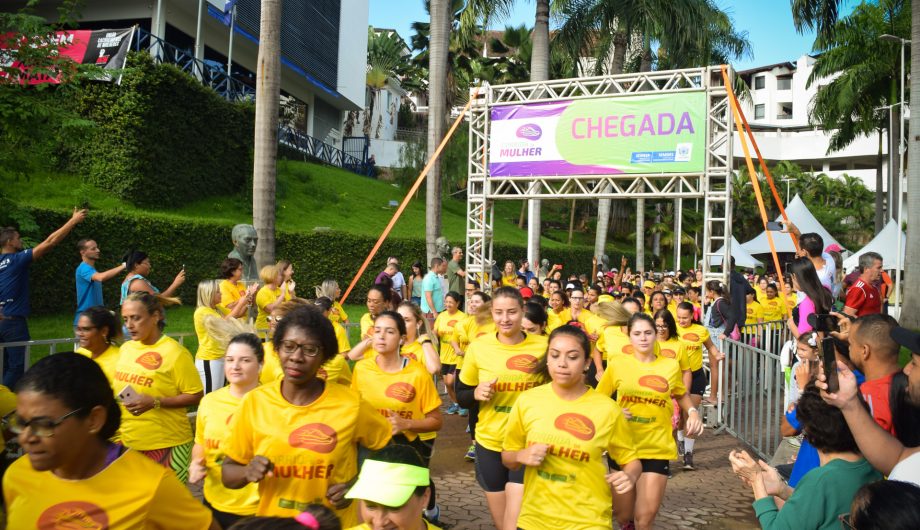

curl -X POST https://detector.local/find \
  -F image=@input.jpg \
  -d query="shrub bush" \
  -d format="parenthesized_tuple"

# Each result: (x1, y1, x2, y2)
(68, 53, 254, 206)
(25, 207, 596, 316)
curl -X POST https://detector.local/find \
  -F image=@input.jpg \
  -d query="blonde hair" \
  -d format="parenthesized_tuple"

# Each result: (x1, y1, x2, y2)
(122, 291, 181, 331)
(314, 279, 338, 299)
(398, 301, 439, 350)
(259, 264, 280, 285)
(594, 301, 631, 327)
(204, 316, 258, 351)
(474, 300, 493, 326)
(196, 279, 220, 309)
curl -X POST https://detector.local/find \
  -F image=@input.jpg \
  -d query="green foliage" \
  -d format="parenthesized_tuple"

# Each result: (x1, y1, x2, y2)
(67, 52, 254, 206)
(24, 205, 596, 316)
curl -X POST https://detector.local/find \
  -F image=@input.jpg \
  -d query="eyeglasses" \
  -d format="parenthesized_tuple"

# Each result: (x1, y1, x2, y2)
(9, 408, 84, 437)
(279, 340, 323, 357)
(655, 324, 668, 329)
(267, 316, 283, 323)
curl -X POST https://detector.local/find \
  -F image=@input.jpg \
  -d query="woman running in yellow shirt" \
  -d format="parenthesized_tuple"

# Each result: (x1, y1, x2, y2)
(654, 309, 693, 465)
(352, 310, 444, 523)
(189, 333, 263, 528)
(433, 292, 466, 414)
(457, 287, 548, 530)
(597, 313, 704, 530)
(221, 306, 391, 526)
(360, 284, 391, 339)
(503, 325, 641, 530)
(397, 302, 442, 375)
(450, 290, 492, 454)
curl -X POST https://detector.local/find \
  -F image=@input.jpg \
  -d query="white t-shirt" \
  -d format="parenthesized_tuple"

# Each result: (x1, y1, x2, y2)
(391, 271, 406, 291)
(815, 251, 836, 291)
(888, 450, 920, 486)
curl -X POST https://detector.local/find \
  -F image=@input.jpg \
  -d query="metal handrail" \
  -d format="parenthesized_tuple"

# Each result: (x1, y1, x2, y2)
(279, 126, 374, 177)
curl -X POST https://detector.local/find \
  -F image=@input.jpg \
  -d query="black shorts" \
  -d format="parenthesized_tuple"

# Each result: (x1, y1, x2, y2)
(474, 443, 523, 492)
(690, 368, 707, 396)
(440, 363, 456, 376)
(609, 457, 670, 476)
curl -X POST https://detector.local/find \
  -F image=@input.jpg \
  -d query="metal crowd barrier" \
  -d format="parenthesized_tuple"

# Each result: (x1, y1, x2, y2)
(714, 320, 791, 461)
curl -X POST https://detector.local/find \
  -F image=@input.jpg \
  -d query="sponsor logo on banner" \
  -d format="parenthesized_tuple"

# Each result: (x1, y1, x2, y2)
(554, 413, 596, 441)
(385, 382, 417, 403)
(135, 351, 163, 370)
(38, 501, 109, 529)
(638, 375, 670, 393)
(289, 423, 338, 453)
(516, 124, 542, 140)
(506, 354, 539, 373)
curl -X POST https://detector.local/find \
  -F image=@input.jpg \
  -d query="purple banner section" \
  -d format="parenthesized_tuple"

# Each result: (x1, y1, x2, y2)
(490, 159, 625, 177)
(490, 100, 571, 121)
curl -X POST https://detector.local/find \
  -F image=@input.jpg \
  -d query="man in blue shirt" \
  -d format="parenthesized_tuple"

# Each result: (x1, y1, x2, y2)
(421, 257, 447, 323)
(74, 239, 126, 325)
(1, 208, 86, 386)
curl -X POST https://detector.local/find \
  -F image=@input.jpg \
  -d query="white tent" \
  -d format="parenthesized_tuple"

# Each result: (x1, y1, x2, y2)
(740, 194, 846, 255)
(843, 219, 905, 273)
(712, 236, 764, 269)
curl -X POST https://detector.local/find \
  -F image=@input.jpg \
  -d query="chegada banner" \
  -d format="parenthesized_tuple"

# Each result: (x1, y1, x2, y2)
(488, 92, 707, 176)
(0, 28, 133, 84)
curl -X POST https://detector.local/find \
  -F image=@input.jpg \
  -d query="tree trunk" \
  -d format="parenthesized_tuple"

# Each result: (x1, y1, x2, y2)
(876, 130, 885, 233)
(891, 97, 901, 222)
(518, 201, 526, 229)
(652, 203, 661, 260)
(611, 29, 628, 75)
(252, 0, 282, 269)
(636, 198, 645, 273)
(568, 199, 576, 245)
(901, 0, 920, 327)
(526, 0, 551, 267)
(594, 185, 611, 259)
(425, 0, 450, 262)
(639, 40, 653, 73)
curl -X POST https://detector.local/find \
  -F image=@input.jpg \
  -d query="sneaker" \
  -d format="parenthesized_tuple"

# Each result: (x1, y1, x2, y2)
(446, 403, 460, 415)
(682, 451, 695, 471)
(458, 407, 469, 417)
(465, 444, 476, 462)
(677, 439, 685, 456)
(423, 505, 440, 524)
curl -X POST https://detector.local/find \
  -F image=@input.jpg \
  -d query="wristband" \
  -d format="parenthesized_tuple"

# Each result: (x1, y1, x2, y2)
(420, 338, 432, 345)
(688, 406, 699, 415)
(153, 398, 161, 410)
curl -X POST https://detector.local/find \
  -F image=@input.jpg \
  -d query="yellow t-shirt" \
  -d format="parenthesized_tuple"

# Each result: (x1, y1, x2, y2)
(219, 279, 246, 314)
(76, 344, 121, 388)
(434, 310, 466, 366)
(762, 297, 785, 323)
(546, 308, 571, 332)
(195, 387, 259, 516)
(0, 384, 16, 418)
(3, 449, 212, 530)
(260, 342, 282, 385)
(350, 356, 442, 442)
(657, 337, 691, 372)
(504, 384, 638, 530)
(453, 316, 496, 371)
(400, 340, 428, 366)
(256, 286, 290, 330)
(333, 321, 351, 354)
(783, 293, 797, 311)
(114, 335, 203, 450)
(360, 313, 374, 339)
(501, 275, 519, 287)
(318, 355, 353, 386)
(745, 301, 764, 325)
(458, 332, 548, 451)
(596, 354, 686, 460)
(596, 326, 632, 361)
(676, 323, 710, 372)
(222, 381, 391, 524)
(331, 301, 348, 324)
(194, 306, 225, 361)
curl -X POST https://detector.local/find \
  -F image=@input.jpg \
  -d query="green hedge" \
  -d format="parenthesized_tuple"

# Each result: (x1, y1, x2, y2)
(67, 53, 254, 206)
(26, 208, 596, 316)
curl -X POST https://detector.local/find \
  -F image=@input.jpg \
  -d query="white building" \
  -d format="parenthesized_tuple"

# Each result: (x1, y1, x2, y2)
(733, 55, 889, 191)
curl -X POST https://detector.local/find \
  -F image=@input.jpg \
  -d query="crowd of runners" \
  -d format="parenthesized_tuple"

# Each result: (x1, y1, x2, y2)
(0, 210, 917, 529)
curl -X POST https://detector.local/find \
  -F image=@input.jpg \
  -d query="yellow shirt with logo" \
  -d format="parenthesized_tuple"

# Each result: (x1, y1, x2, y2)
(596, 326, 632, 361)
(114, 335, 203, 450)
(676, 323, 710, 372)
(318, 355, 353, 386)
(333, 321, 351, 354)
(331, 301, 348, 324)
(434, 310, 466, 366)
(260, 342, 282, 385)
(256, 286, 291, 330)
(76, 344, 121, 388)
(596, 354, 686, 460)
(745, 300, 764, 325)
(0, 384, 16, 418)
(453, 316, 495, 371)
(656, 337, 690, 372)
(223, 381, 391, 525)
(351, 356, 441, 442)
(546, 308, 571, 332)
(783, 293, 797, 312)
(360, 313, 374, 339)
(501, 275, 519, 287)
(219, 279, 246, 314)
(195, 387, 260, 516)
(458, 332, 548, 452)
(504, 384, 638, 530)
(194, 306, 226, 361)
(762, 297, 785, 323)
(3, 449, 212, 530)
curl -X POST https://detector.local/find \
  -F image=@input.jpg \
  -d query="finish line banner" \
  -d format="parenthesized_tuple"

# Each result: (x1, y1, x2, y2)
(488, 92, 707, 176)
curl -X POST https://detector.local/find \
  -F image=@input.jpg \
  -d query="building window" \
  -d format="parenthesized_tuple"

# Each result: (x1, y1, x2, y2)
(777, 76, 792, 90)
(777, 102, 793, 120)
(754, 104, 765, 120)
(754, 75, 765, 90)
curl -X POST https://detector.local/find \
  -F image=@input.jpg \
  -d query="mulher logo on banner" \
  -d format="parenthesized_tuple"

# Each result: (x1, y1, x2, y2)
(488, 92, 707, 176)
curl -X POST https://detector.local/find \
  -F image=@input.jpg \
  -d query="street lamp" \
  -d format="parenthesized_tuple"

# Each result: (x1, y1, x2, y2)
(780, 178, 794, 204)
(879, 33, 909, 318)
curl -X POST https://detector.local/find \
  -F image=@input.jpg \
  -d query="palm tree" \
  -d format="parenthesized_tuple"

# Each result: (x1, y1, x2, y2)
(426, 0, 450, 262)
(360, 27, 410, 138)
(252, 0, 281, 268)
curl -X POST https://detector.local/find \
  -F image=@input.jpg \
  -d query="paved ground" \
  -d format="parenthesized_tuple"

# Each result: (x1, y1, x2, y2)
(430, 403, 760, 530)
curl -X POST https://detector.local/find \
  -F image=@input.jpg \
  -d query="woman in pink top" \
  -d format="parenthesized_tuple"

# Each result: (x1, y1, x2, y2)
(786, 258, 833, 339)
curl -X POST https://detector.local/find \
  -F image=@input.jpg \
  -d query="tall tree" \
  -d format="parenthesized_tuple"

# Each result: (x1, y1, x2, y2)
(252, 0, 282, 268)
(426, 0, 450, 262)
(527, 0, 551, 268)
